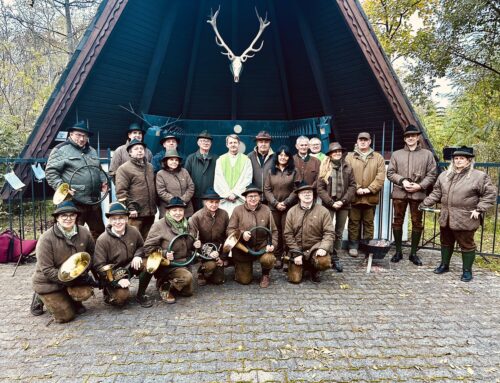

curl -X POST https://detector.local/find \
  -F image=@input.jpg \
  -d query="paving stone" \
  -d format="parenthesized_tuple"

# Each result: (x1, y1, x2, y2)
(2, 249, 499, 382)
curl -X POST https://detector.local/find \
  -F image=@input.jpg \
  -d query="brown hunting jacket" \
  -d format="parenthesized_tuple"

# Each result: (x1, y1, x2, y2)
(284, 203, 334, 258)
(387, 144, 437, 201)
(189, 207, 229, 248)
(93, 225, 145, 272)
(143, 218, 196, 262)
(32, 225, 95, 294)
(109, 141, 152, 178)
(317, 161, 357, 210)
(422, 167, 497, 231)
(227, 203, 278, 261)
(115, 158, 157, 217)
(345, 149, 386, 206)
(293, 154, 321, 188)
(264, 168, 298, 211)
(156, 168, 195, 217)
(248, 148, 274, 201)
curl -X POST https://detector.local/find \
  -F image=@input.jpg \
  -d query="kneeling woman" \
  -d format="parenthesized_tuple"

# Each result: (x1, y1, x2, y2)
(32, 201, 96, 323)
(142, 197, 201, 303)
(93, 202, 153, 308)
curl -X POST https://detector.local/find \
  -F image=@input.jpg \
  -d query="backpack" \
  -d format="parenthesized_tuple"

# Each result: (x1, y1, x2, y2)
(0, 230, 37, 263)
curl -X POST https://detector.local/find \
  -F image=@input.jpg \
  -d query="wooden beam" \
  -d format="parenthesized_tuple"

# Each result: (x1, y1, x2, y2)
(292, 0, 342, 141)
(139, 1, 180, 113)
(182, 0, 207, 117)
(269, 0, 293, 119)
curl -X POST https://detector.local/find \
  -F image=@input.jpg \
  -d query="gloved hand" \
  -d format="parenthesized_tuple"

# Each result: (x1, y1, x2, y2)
(470, 210, 480, 219)
(316, 249, 327, 257)
(131, 256, 142, 270)
(294, 256, 303, 265)
(117, 279, 130, 288)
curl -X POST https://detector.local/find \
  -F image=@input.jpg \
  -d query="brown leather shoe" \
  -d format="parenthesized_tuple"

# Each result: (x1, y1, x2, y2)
(160, 287, 176, 304)
(259, 274, 270, 288)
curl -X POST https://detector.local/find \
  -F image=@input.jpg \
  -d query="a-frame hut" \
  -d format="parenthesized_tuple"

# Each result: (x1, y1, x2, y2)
(10, 0, 433, 191)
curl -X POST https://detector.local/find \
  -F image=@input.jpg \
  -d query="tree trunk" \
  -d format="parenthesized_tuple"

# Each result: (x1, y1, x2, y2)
(64, 0, 74, 55)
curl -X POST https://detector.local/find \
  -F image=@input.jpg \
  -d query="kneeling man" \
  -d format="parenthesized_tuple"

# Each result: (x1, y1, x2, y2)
(284, 182, 334, 283)
(94, 202, 153, 308)
(227, 185, 278, 288)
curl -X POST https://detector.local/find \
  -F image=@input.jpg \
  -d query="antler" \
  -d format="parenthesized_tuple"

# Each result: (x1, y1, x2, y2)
(119, 103, 151, 127)
(240, 8, 270, 62)
(207, 6, 235, 60)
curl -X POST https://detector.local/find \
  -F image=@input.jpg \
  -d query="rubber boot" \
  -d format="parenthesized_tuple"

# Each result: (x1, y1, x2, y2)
(30, 293, 44, 316)
(408, 231, 423, 266)
(331, 241, 343, 272)
(461, 251, 476, 282)
(136, 271, 153, 307)
(390, 229, 403, 263)
(434, 246, 453, 274)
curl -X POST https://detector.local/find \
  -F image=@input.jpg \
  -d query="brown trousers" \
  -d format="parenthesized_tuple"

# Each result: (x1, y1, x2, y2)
(40, 286, 92, 323)
(156, 266, 193, 296)
(348, 204, 375, 246)
(440, 226, 476, 252)
(271, 210, 288, 259)
(75, 203, 105, 241)
(233, 251, 276, 285)
(392, 199, 423, 231)
(288, 252, 331, 283)
(129, 216, 155, 239)
(329, 208, 349, 250)
(198, 261, 225, 285)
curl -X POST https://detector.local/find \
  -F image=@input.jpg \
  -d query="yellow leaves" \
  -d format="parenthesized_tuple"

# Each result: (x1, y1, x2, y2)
(22, 342, 29, 350)
(466, 367, 474, 375)
(340, 283, 350, 290)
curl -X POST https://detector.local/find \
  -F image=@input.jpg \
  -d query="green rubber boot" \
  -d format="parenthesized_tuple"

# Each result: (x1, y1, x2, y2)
(461, 251, 476, 282)
(433, 246, 453, 274)
(408, 231, 423, 266)
(390, 229, 403, 263)
(136, 271, 153, 307)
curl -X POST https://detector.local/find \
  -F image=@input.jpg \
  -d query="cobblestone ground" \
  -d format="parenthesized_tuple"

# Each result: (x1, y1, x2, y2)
(1, 250, 499, 383)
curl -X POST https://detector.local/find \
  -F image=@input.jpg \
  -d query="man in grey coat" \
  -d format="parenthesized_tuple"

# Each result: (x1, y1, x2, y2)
(45, 121, 108, 241)
(247, 131, 274, 204)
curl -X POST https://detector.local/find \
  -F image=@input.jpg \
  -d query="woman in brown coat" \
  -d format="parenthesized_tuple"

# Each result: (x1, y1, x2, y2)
(31, 201, 95, 323)
(317, 142, 356, 272)
(156, 149, 195, 218)
(264, 145, 297, 269)
(421, 147, 497, 282)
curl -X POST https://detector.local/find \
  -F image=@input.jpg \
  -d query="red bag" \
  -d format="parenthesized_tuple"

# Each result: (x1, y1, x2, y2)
(0, 230, 37, 263)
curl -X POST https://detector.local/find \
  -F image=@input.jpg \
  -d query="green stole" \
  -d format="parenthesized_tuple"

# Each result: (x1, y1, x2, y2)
(220, 153, 246, 189)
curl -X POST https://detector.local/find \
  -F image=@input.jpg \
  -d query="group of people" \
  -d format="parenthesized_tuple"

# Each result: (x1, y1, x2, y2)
(30, 121, 497, 323)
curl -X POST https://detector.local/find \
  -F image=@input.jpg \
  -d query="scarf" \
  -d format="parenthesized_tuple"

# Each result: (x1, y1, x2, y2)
(220, 152, 247, 189)
(165, 213, 188, 234)
(330, 160, 344, 200)
(57, 223, 77, 239)
(354, 145, 374, 163)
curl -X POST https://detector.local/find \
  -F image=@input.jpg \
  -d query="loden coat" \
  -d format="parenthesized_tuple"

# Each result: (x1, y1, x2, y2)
(248, 148, 274, 201)
(45, 139, 107, 205)
(189, 207, 229, 248)
(345, 149, 386, 206)
(284, 203, 334, 257)
(143, 218, 196, 263)
(93, 225, 145, 272)
(115, 158, 157, 217)
(293, 154, 320, 187)
(422, 167, 497, 231)
(227, 203, 278, 262)
(264, 168, 298, 211)
(32, 224, 95, 295)
(184, 150, 218, 202)
(317, 161, 357, 210)
(156, 168, 195, 217)
(109, 141, 153, 178)
(387, 144, 437, 201)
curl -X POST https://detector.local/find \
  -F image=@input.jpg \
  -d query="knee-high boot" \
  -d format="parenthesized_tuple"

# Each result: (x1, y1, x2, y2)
(390, 229, 403, 262)
(433, 246, 453, 274)
(408, 231, 423, 266)
(461, 251, 476, 282)
(331, 239, 343, 272)
(135, 271, 153, 307)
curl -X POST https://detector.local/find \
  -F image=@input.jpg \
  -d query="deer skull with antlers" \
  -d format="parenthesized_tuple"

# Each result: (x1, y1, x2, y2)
(207, 6, 270, 83)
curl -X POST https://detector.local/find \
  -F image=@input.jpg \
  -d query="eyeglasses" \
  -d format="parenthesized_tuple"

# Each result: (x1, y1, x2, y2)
(60, 213, 77, 220)
(109, 216, 128, 222)
(71, 132, 88, 139)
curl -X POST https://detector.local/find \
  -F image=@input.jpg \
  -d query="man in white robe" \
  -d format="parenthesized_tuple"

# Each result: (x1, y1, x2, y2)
(214, 134, 253, 217)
